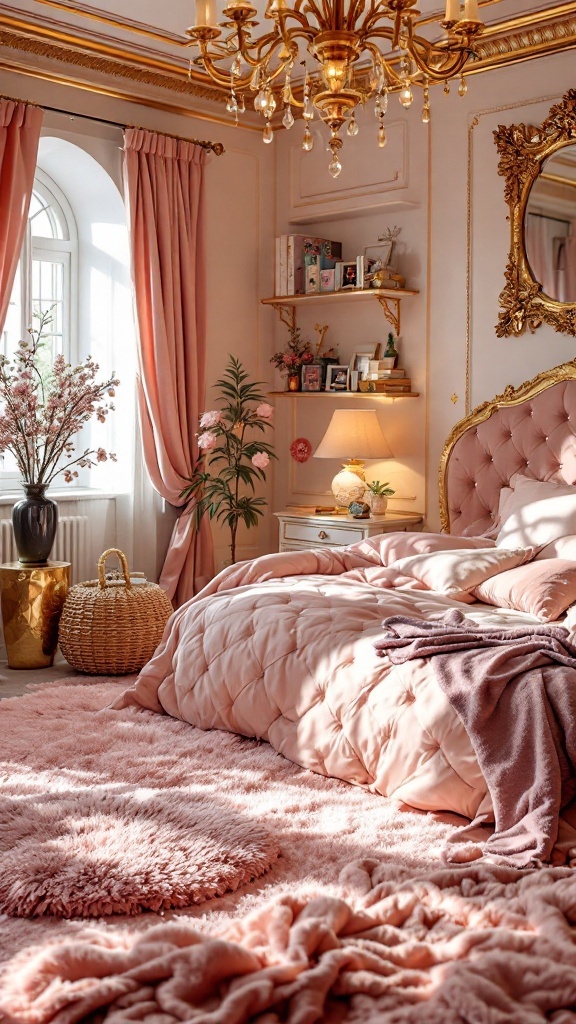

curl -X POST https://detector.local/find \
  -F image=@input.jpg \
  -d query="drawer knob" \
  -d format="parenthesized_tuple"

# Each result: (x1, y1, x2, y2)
(318, 530, 329, 540)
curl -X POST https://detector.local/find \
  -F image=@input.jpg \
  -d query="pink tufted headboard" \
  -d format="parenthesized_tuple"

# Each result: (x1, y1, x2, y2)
(439, 362, 576, 537)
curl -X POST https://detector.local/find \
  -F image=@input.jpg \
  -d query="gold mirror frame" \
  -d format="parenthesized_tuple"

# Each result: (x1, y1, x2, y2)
(438, 358, 576, 533)
(494, 89, 576, 338)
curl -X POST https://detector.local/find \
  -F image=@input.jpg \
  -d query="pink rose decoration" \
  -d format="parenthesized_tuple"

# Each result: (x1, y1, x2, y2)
(256, 403, 274, 419)
(198, 431, 217, 450)
(200, 410, 222, 428)
(252, 451, 270, 470)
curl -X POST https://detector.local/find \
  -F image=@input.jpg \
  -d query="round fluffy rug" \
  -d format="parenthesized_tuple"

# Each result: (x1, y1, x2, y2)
(0, 682, 279, 919)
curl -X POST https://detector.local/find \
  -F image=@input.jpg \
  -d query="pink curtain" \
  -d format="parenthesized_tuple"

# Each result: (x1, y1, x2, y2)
(0, 98, 43, 331)
(123, 128, 214, 606)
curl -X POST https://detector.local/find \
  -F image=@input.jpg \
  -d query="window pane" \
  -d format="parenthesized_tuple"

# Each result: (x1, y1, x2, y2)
(31, 258, 64, 361)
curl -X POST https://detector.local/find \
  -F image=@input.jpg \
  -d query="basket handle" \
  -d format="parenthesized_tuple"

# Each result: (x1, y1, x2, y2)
(98, 548, 132, 590)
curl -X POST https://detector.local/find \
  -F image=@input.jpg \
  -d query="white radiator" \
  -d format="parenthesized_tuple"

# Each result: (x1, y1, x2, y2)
(0, 516, 90, 584)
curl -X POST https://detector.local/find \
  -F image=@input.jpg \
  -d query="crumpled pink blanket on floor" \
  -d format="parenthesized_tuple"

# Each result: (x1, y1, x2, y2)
(4, 860, 576, 1024)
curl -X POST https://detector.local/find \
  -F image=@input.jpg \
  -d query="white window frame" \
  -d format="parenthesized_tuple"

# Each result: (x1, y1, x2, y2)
(0, 172, 78, 486)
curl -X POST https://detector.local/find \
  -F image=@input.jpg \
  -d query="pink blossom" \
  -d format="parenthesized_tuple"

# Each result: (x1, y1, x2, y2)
(256, 403, 274, 419)
(200, 410, 222, 428)
(252, 451, 269, 470)
(96, 448, 107, 462)
(197, 431, 217, 450)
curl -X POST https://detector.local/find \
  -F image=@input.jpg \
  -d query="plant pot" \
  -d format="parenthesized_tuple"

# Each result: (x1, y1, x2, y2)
(287, 373, 301, 392)
(367, 494, 388, 515)
(12, 483, 58, 564)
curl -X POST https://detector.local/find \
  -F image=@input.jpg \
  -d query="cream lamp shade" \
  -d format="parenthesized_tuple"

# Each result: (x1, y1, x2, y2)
(313, 409, 394, 508)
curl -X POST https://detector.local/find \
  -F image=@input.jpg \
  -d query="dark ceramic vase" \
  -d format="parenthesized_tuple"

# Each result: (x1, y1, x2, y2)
(12, 483, 58, 564)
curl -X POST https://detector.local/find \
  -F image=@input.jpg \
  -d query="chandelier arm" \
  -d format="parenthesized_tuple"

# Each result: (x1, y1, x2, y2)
(363, 40, 400, 85)
(407, 36, 472, 81)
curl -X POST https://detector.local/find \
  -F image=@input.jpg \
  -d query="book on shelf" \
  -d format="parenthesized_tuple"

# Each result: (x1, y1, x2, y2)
(380, 367, 407, 377)
(358, 380, 413, 393)
(276, 235, 342, 295)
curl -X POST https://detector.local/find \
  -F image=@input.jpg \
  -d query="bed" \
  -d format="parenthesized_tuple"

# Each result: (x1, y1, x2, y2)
(116, 359, 576, 867)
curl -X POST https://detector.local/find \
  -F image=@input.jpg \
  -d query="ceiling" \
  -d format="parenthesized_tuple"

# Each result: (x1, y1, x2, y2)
(0, 0, 575, 125)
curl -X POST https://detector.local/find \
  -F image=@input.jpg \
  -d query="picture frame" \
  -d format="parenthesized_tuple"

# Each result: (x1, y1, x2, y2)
(337, 260, 358, 290)
(363, 241, 393, 268)
(349, 350, 375, 381)
(301, 363, 322, 392)
(325, 364, 350, 392)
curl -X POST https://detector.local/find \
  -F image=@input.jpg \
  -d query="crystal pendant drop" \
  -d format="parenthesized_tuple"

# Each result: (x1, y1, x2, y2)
(302, 125, 314, 151)
(444, 81, 451, 95)
(254, 90, 268, 112)
(328, 153, 342, 177)
(303, 95, 314, 120)
(347, 115, 359, 137)
(378, 124, 387, 148)
(283, 105, 295, 129)
(226, 94, 238, 114)
(374, 97, 381, 118)
(459, 75, 467, 97)
(422, 104, 430, 124)
(263, 122, 274, 144)
(237, 94, 245, 113)
(264, 91, 277, 115)
(399, 84, 413, 108)
(381, 89, 388, 114)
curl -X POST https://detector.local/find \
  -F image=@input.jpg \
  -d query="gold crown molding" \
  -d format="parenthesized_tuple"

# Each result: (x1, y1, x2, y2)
(0, 25, 226, 104)
(29, 0, 184, 47)
(0, 57, 259, 130)
(464, 14, 576, 75)
(438, 358, 576, 532)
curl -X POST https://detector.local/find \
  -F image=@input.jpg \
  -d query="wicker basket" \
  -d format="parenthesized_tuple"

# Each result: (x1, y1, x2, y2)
(58, 548, 173, 675)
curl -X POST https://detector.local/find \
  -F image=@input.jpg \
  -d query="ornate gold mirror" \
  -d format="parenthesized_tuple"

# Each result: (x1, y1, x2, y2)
(494, 89, 576, 337)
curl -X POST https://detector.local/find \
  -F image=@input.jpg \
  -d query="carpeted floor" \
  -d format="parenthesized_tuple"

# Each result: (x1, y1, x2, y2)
(2, 679, 576, 1023)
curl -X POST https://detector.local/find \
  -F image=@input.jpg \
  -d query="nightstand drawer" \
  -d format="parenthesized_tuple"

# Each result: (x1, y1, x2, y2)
(282, 520, 363, 547)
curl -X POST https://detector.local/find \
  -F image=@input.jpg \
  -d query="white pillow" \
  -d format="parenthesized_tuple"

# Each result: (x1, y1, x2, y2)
(390, 547, 534, 596)
(495, 476, 576, 549)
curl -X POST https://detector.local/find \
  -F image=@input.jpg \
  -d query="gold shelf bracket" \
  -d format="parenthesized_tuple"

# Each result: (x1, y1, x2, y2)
(375, 295, 401, 335)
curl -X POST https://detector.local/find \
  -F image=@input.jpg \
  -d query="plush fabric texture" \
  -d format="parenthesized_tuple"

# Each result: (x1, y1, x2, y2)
(114, 539, 572, 834)
(375, 609, 576, 868)
(4, 681, 576, 1024)
(445, 379, 576, 536)
(495, 475, 576, 549)
(0, 682, 278, 919)
(473, 557, 576, 621)
(536, 533, 576, 560)
(390, 546, 533, 597)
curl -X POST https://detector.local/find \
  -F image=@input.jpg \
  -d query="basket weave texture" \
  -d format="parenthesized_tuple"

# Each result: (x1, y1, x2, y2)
(58, 548, 173, 675)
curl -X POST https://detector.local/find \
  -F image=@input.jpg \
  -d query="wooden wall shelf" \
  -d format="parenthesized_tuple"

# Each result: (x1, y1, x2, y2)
(261, 287, 418, 335)
(269, 391, 420, 399)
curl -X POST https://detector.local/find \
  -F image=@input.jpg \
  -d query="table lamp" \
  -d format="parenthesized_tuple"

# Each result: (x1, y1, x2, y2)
(313, 409, 394, 508)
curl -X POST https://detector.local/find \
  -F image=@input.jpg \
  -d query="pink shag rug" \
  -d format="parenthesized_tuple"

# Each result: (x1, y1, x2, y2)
(0, 681, 278, 918)
(2, 680, 576, 1024)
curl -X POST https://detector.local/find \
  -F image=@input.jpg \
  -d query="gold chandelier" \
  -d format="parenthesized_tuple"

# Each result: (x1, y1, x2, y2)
(186, 0, 484, 176)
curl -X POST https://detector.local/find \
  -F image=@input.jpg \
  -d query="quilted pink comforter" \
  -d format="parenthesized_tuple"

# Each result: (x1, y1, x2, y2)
(115, 534, 547, 825)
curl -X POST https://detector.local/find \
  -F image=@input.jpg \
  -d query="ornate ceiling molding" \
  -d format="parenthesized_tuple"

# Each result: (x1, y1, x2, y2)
(0, 5, 575, 114)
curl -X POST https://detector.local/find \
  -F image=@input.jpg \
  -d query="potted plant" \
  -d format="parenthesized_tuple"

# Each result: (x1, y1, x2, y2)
(271, 325, 314, 391)
(180, 356, 276, 565)
(364, 479, 395, 515)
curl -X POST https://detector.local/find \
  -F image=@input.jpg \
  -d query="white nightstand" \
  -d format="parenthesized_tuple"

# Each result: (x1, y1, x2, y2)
(275, 509, 424, 552)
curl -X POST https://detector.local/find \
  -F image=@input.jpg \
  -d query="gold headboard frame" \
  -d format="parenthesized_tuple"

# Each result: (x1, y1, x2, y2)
(438, 358, 576, 533)
(494, 89, 576, 338)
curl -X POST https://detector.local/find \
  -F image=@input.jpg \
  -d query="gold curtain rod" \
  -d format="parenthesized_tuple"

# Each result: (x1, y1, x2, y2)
(1, 94, 224, 154)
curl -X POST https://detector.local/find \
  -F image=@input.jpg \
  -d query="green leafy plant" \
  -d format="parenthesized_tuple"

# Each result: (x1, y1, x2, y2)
(180, 356, 276, 564)
(366, 480, 395, 496)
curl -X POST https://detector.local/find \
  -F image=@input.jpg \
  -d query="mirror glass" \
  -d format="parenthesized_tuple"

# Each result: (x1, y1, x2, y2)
(524, 144, 576, 303)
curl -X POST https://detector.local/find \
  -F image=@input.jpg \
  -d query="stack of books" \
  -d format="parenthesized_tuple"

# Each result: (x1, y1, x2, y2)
(275, 235, 342, 296)
(358, 368, 412, 393)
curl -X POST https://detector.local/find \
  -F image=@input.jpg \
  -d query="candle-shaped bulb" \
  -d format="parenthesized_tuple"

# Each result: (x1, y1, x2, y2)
(444, 0, 460, 20)
(463, 0, 479, 18)
(195, 0, 216, 25)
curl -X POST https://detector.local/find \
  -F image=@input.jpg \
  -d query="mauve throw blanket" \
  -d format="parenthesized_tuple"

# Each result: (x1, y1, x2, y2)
(374, 609, 576, 869)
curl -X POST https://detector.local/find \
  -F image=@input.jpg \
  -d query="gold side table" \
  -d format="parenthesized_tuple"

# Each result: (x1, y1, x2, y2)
(0, 561, 71, 669)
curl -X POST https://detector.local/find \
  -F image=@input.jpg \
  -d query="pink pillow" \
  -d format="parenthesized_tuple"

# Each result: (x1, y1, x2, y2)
(536, 534, 576, 561)
(472, 559, 576, 621)
(390, 547, 533, 597)
(496, 476, 576, 549)
(374, 532, 496, 567)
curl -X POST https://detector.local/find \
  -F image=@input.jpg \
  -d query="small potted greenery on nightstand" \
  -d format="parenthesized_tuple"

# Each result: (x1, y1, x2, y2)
(364, 480, 395, 515)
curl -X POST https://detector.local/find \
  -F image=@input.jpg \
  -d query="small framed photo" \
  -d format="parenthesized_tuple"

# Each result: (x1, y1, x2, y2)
(349, 350, 375, 381)
(338, 261, 358, 289)
(325, 364, 350, 392)
(364, 240, 393, 268)
(301, 363, 322, 392)
(320, 268, 335, 292)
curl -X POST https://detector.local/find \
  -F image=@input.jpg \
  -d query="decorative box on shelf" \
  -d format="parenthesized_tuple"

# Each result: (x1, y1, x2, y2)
(275, 509, 424, 552)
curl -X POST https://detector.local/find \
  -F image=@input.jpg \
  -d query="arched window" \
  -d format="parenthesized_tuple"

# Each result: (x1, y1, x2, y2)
(1, 172, 77, 482)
